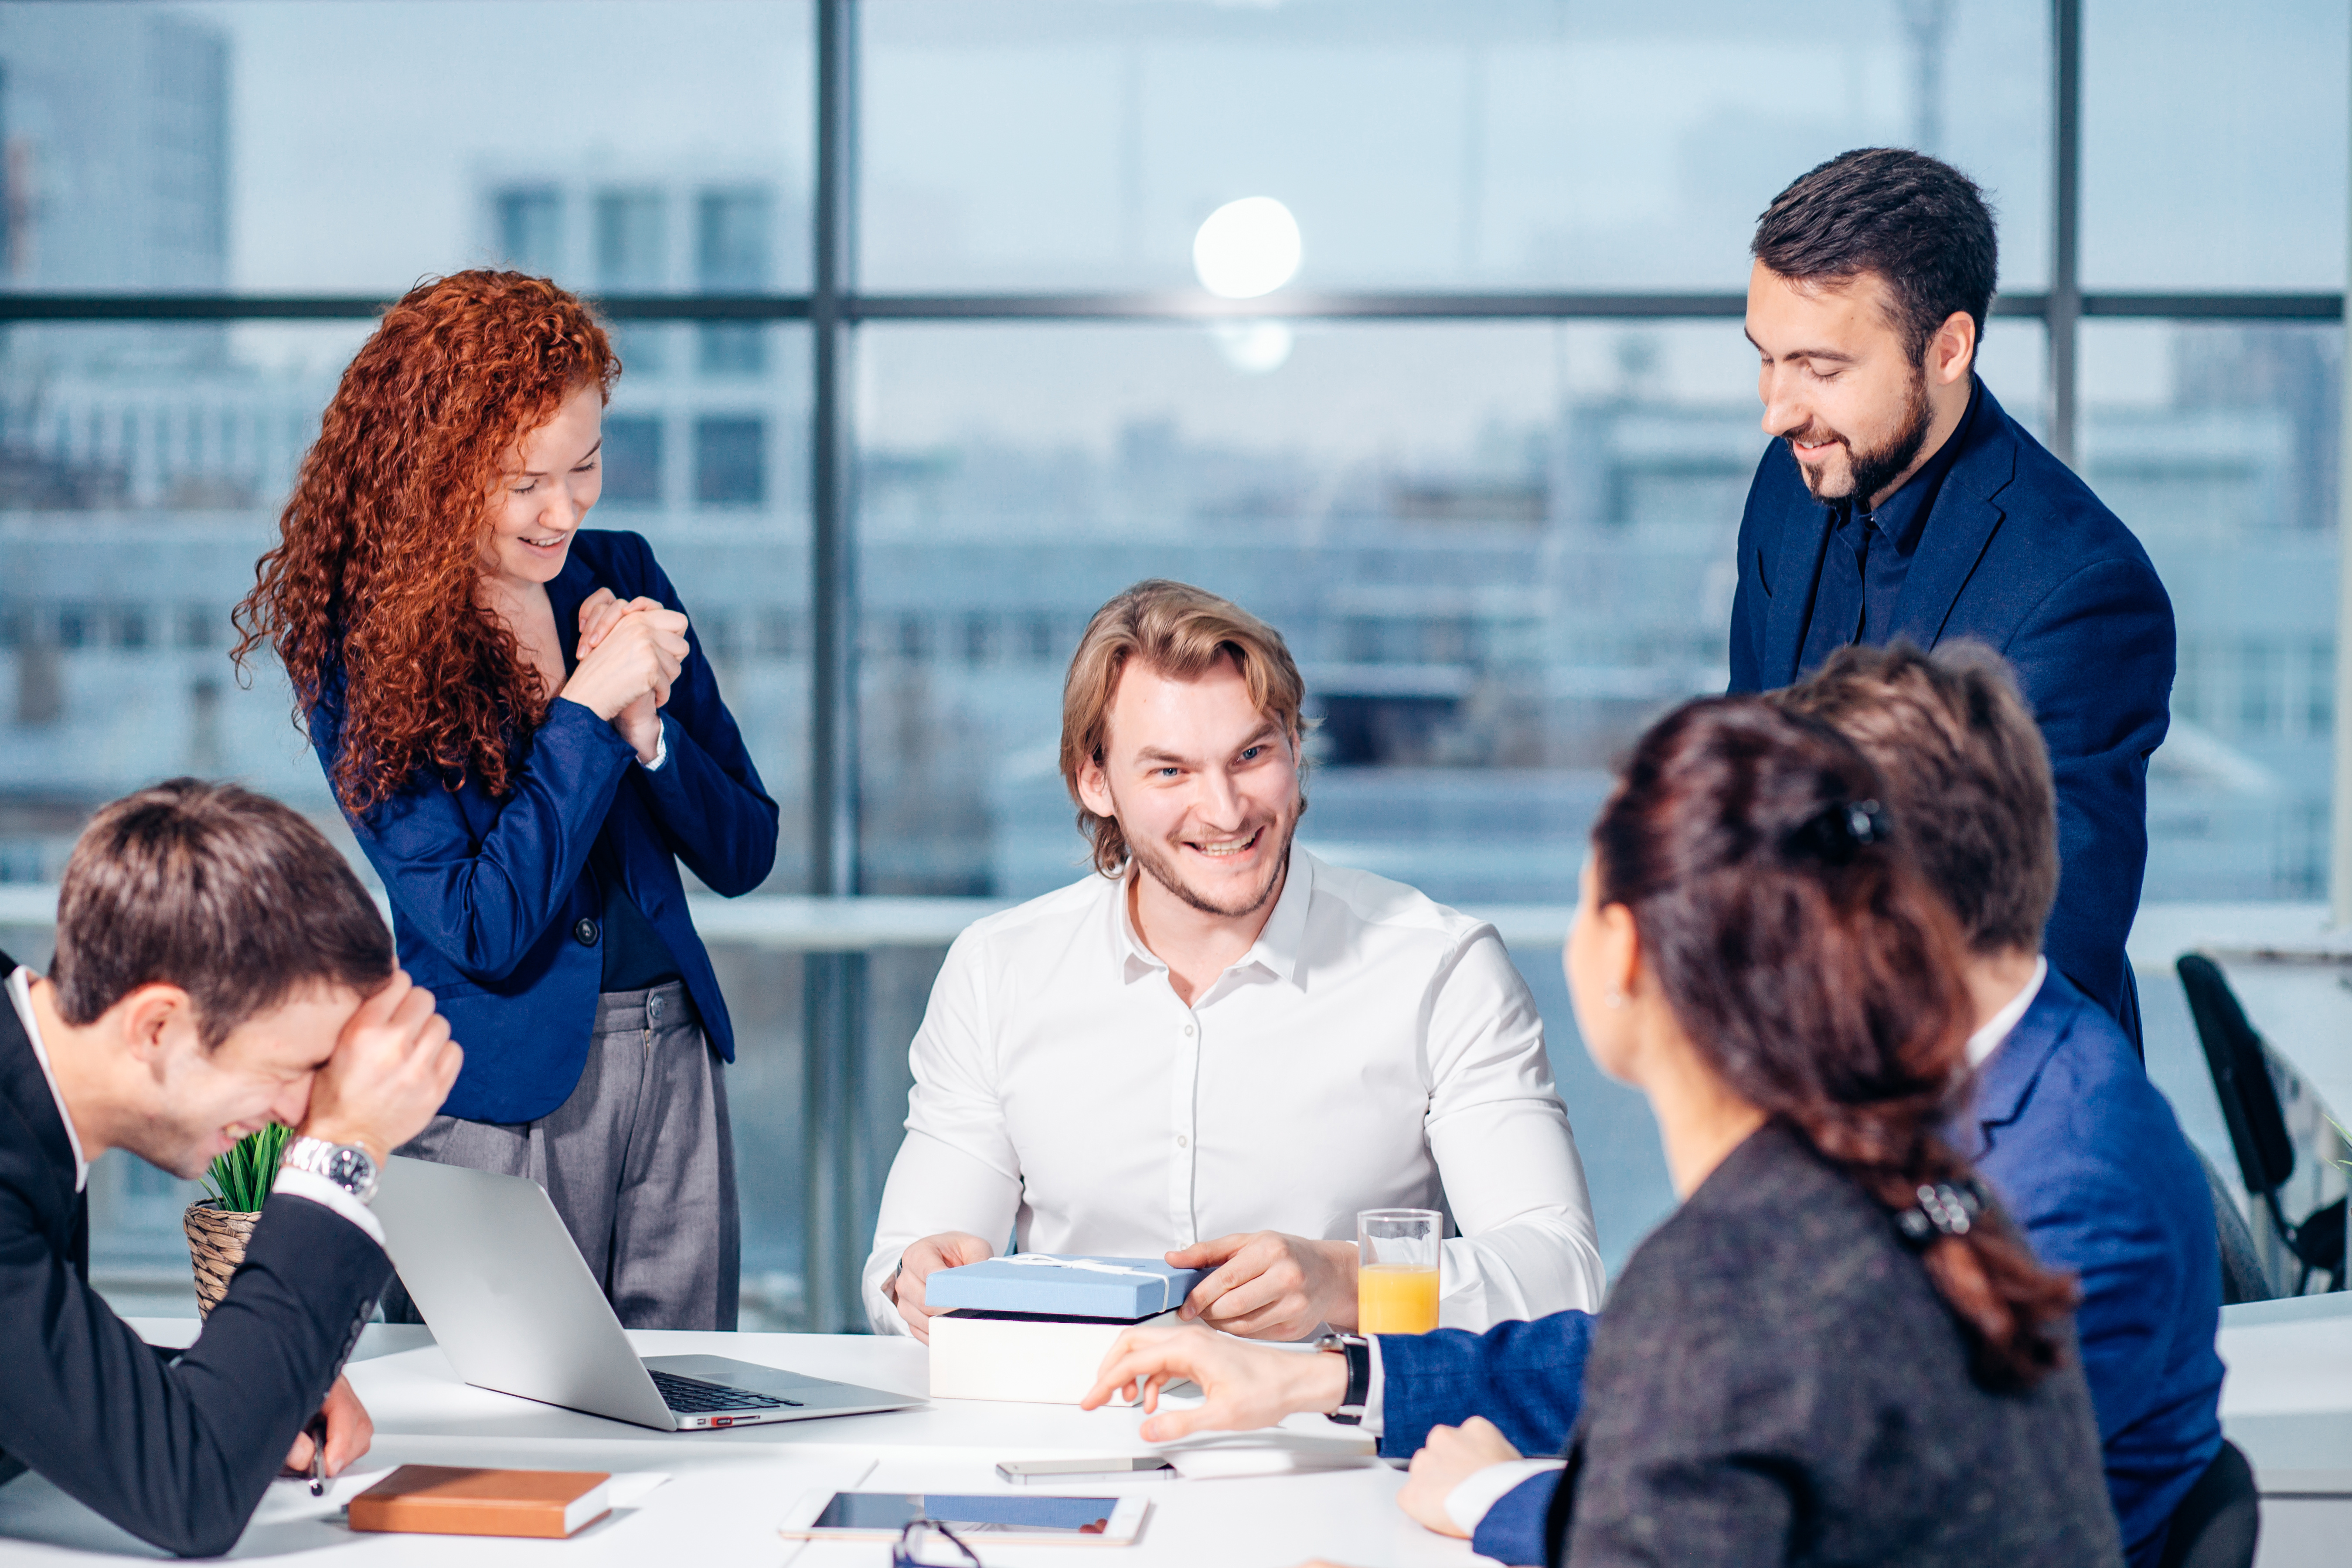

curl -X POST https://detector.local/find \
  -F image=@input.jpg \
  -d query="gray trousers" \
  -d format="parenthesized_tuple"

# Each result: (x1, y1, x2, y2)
(384, 981, 740, 1331)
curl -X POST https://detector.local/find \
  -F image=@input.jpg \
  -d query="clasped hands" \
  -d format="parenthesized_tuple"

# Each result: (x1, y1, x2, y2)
(561, 588, 690, 763)
(886, 1227, 1358, 1344)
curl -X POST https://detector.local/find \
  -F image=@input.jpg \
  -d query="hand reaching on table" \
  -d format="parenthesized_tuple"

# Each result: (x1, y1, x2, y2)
(1079, 1322, 1348, 1443)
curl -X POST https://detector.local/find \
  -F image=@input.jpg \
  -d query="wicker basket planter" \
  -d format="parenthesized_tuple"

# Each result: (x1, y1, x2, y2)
(184, 1201, 261, 1319)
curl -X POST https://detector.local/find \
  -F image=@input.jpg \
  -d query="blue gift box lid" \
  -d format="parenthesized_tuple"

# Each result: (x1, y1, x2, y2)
(924, 1253, 1206, 1320)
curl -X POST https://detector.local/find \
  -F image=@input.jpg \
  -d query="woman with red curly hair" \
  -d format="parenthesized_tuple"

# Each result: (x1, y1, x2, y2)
(236, 271, 778, 1330)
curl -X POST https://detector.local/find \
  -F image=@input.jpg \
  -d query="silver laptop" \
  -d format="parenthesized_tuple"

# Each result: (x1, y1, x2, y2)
(374, 1155, 922, 1431)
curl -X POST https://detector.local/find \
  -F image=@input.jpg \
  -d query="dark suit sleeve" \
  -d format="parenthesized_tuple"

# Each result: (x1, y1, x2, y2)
(0, 1192, 391, 1558)
(1473, 1472, 1562, 1567)
(624, 537, 779, 897)
(1726, 449, 1782, 695)
(327, 700, 636, 983)
(2001, 555, 2175, 1018)
(1375, 1310, 1595, 1459)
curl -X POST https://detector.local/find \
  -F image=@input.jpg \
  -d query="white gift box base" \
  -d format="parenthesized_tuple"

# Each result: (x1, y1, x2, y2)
(929, 1308, 1180, 1405)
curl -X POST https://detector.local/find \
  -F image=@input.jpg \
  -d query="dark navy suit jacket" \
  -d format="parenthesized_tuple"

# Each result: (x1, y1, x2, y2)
(313, 530, 779, 1124)
(0, 953, 391, 1557)
(1382, 975, 2223, 1567)
(1726, 379, 2175, 1033)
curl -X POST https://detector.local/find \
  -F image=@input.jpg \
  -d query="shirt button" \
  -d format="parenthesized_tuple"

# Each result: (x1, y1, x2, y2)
(1177, 1135, 1188, 1149)
(1183, 1024, 1195, 1037)
(573, 918, 600, 946)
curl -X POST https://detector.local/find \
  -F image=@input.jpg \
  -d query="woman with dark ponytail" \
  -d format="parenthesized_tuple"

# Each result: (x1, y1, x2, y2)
(1084, 694, 2120, 1565)
(1544, 695, 2116, 1562)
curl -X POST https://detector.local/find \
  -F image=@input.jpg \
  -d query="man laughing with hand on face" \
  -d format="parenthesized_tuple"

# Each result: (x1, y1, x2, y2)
(864, 579, 1603, 1342)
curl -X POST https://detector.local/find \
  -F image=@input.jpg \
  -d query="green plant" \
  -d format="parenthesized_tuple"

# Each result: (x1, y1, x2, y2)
(202, 1124, 291, 1213)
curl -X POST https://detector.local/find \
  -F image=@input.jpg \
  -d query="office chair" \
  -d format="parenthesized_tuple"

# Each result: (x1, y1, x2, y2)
(2176, 954, 2347, 1294)
(2156, 1439, 2259, 1568)
(2194, 1146, 2275, 1304)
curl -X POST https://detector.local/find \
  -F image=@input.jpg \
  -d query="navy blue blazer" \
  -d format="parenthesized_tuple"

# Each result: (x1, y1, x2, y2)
(1961, 968, 2224, 1562)
(1379, 972, 2226, 1568)
(313, 530, 779, 1124)
(1727, 379, 2175, 1032)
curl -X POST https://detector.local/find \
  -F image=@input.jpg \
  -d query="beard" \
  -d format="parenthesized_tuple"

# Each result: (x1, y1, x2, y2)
(1129, 817, 1297, 920)
(1789, 367, 1934, 507)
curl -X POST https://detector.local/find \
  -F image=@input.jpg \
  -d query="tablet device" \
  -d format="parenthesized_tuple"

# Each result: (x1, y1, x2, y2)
(778, 1490, 1150, 1545)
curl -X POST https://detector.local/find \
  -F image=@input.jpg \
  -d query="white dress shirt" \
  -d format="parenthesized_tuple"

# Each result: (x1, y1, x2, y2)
(10, 966, 89, 1193)
(863, 850, 1605, 1334)
(7, 964, 384, 1246)
(1431, 950, 2057, 1535)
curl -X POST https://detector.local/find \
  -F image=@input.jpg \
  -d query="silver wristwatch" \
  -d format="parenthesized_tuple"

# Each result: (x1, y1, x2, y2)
(281, 1135, 381, 1205)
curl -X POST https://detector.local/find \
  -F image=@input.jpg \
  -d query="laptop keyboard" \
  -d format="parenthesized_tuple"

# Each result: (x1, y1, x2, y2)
(649, 1369, 802, 1412)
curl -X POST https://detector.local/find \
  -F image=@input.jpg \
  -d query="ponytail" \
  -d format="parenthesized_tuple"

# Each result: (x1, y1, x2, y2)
(1792, 1113, 2076, 1388)
(1593, 698, 2076, 1389)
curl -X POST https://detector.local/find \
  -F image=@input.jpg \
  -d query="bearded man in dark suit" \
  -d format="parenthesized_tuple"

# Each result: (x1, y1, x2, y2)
(1726, 146, 2174, 1048)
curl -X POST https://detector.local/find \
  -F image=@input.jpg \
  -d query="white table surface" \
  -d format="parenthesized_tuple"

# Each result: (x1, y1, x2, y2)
(1, 1309, 2346, 1565)
(0, 1323, 1470, 1566)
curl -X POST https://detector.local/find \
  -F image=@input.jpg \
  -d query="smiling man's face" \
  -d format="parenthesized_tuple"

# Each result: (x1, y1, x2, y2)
(1745, 260, 1939, 509)
(119, 984, 362, 1180)
(1077, 654, 1303, 921)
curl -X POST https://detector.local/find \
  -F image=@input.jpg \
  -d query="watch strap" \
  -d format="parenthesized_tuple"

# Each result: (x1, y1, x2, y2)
(1318, 1333, 1371, 1425)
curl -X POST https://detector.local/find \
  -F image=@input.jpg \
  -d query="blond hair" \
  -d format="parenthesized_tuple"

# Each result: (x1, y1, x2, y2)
(1060, 580, 1307, 877)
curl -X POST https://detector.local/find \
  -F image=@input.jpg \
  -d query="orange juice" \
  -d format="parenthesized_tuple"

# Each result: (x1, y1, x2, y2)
(1358, 1263, 1440, 1334)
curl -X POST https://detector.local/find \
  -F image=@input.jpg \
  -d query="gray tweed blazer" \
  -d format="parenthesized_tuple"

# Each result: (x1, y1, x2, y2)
(1549, 1120, 2124, 1566)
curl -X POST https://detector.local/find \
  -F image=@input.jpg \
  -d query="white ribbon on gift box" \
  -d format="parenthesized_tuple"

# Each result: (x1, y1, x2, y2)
(994, 1253, 1181, 1313)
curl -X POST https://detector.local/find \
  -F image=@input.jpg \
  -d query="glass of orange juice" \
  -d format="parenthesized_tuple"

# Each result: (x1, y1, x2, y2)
(1357, 1208, 1441, 1334)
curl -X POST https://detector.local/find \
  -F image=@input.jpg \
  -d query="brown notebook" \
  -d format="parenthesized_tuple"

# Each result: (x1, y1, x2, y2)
(347, 1466, 613, 1539)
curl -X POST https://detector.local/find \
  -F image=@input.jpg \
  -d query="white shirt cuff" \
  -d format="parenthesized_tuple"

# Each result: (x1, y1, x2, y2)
(1445, 1458, 1568, 1536)
(1360, 1336, 1385, 1435)
(272, 1167, 388, 1249)
(639, 721, 670, 771)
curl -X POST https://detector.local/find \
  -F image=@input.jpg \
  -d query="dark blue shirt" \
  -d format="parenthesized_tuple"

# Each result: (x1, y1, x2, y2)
(1795, 378, 1983, 677)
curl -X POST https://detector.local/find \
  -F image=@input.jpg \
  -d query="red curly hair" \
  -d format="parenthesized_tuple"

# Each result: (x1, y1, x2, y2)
(234, 271, 619, 814)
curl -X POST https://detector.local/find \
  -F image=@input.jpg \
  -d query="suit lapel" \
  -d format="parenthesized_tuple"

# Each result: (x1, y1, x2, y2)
(1965, 974, 2070, 1161)
(0, 950, 82, 1214)
(1885, 383, 2020, 652)
(545, 551, 599, 677)
(1764, 490, 1835, 688)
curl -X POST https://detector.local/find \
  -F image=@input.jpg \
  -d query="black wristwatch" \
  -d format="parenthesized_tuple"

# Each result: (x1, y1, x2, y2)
(1314, 1332, 1371, 1425)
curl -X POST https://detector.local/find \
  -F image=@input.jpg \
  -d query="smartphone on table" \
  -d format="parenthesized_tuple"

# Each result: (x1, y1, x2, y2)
(997, 1458, 1176, 1486)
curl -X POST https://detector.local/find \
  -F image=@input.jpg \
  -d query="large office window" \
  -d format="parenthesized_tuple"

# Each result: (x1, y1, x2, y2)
(1, 0, 2342, 1326)
(0, 0, 816, 1321)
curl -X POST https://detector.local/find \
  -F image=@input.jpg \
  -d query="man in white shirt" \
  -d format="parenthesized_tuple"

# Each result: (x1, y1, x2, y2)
(0, 779, 461, 1557)
(866, 578, 1604, 1341)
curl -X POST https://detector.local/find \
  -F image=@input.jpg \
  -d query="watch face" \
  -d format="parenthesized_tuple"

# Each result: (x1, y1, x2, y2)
(326, 1146, 374, 1188)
